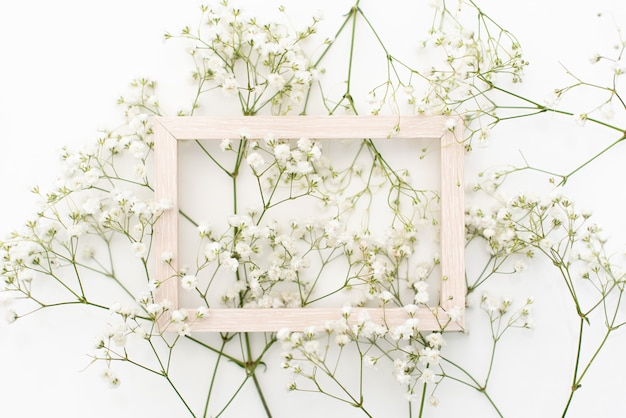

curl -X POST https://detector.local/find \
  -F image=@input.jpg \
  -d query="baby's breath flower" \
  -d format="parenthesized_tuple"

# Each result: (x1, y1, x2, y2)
(364, 356, 378, 369)
(445, 118, 457, 131)
(131, 242, 147, 258)
(426, 332, 446, 348)
(5, 309, 17, 324)
(268, 72, 286, 89)
(404, 304, 418, 315)
(205, 241, 221, 261)
(221, 76, 240, 95)
(197, 222, 211, 236)
(146, 303, 163, 317)
(612, 61, 626, 75)
(447, 306, 463, 322)
(221, 255, 239, 272)
(277, 328, 291, 341)
(589, 53, 601, 64)
(181, 274, 198, 290)
(133, 163, 146, 180)
(574, 113, 588, 126)
(273, 143, 291, 163)
(303, 340, 320, 355)
(419, 347, 441, 365)
(129, 141, 148, 158)
(380, 290, 393, 303)
(335, 333, 350, 346)
(171, 310, 188, 323)
(196, 306, 209, 319)
(247, 152, 265, 171)
(101, 368, 121, 388)
(161, 251, 174, 263)
(419, 368, 437, 383)
(220, 138, 233, 151)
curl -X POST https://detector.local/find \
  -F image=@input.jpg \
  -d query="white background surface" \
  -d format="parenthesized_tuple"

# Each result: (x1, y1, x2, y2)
(1, 1, 626, 417)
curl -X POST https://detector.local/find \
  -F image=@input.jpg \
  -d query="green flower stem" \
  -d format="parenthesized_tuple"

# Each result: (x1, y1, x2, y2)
(213, 376, 251, 417)
(485, 83, 623, 133)
(108, 345, 191, 413)
(582, 282, 618, 318)
(189, 71, 209, 117)
(417, 381, 427, 418)
(179, 209, 199, 228)
(301, 0, 358, 114)
(251, 372, 273, 418)
(440, 355, 504, 418)
(483, 328, 500, 390)
(561, 317, 585, 417)
(242, 333, 275, 417)
(545, 251, 583, 318)
(467, 253, 518, 294)
(14, 300, 112, 320)
(140, 338, 197, 417)
(190, 330, 285, 416)
(186, 335, 245, 366)
(163, 371, 198, 418)
(195, 139, 231, 176)
(558, 134, 626, 185)
(482, 77, 626, 184)
(355, 342, 367, 408)
(294, 346, 372, 416)
(302, 247, 340, 305)
(27, 264, 82, 301)
(327, 2, 360, 115)
(203, 338, 227, 417)
(92, 172, 154, 190)
(65, 239, 86, 299)
(562, 293, 624, 416)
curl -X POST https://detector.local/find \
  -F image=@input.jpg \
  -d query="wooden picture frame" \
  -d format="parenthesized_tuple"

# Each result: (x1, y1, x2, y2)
(153, 116, 465, 332)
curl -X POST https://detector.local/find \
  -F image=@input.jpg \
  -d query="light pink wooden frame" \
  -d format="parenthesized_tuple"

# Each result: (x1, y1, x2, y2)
(153, 116, 464, 332)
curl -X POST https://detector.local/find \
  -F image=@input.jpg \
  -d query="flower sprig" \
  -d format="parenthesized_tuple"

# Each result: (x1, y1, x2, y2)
(4, 1, 626, 417)
(165, 0, 320, 116)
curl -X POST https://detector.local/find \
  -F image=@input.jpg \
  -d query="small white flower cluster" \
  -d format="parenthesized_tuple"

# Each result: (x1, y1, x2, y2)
(467, 186, 591, 258)
(332, 308, 389, 344)
(166, 306, 210, 336)
(101, 368, 121, 389)
(244, 135, 323, 182)
(60, 86, 154, 193)
(560, 24, 626, 123)
(0, 77, 168, 310)
(171, 1, 320, 115)
(278, 311, 388, 392)
(365, 2, 528, 136)
(181, 130, 439, 310)
(273, 137, 322, 177)
(340, 227, 437, 306)
(178, 162, 439, 311)
(0, 187, 168, 313)
(193, 214, 313, 308)
(95, 302, 147, 350)
(278, 307, 450, 404)
(191, 213, 439, 310)
(0, 78, 170, 326)
(465, 202, 527, 258)
(91, 293, 208, 389)
(465, 176, 536, 263)
(480, 293, 534, 329)
(467, 177, 625, 311)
